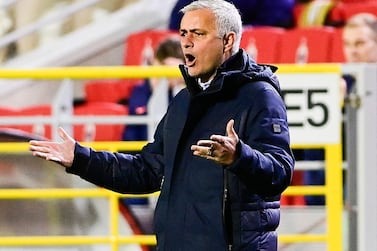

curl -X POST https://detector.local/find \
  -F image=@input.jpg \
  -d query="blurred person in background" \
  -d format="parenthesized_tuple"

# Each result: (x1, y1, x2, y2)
(303, 12, 377, 205)
(120, 35, 185, 239)
(341, 13, 377, 95)
(343, 12, 377, 63)
(122, 35, 185, 141)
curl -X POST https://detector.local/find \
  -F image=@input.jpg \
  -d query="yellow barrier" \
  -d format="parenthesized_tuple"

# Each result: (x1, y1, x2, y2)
(0, 141, 156, 251)
(0, 141, 342, 250)
(0, 63, 340, 79)
(283, 144, 343, 251)
(0, 65, 343, 250)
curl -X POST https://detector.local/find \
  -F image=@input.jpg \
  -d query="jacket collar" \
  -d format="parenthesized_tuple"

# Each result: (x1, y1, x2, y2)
(179, 50, 251, 96)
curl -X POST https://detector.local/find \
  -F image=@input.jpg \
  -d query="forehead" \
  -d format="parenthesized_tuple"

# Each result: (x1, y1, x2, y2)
(180, 9, 217, 31)
(343, 25, 376, 42)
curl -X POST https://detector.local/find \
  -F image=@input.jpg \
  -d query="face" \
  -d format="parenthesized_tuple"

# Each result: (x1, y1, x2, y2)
(180, 9, 234, 82)
(343, 25, 377, 63)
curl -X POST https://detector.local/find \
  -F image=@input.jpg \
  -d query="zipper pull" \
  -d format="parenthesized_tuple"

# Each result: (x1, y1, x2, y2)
(160, 176, 165, 190)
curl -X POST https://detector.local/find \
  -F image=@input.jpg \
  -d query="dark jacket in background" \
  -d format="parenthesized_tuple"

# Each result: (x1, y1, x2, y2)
(122, 79, 152, 141)
(67, 49, 294, 251)
(168, 0, 296, 30)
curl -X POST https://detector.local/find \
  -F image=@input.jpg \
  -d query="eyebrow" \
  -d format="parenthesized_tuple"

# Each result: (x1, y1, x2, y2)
(180, 28, 205, 33)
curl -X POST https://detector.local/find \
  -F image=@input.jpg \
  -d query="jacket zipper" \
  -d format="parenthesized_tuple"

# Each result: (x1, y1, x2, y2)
(223, 169, 232, 251)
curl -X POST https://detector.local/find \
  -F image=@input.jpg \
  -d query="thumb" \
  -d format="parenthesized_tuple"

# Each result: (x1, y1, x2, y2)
(226, 119, 238, 140)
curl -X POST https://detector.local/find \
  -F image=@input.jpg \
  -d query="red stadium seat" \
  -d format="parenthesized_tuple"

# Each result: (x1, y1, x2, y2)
(0, 105, 52, 139)
(84, 80, 135, 104)
(340, 0, 376, 2)
(281, 170, 306, 206)
(331, 28, 346, 63)
(83, 29, 176, 105)
(123, 29, 177, 66)
(0, 103, 128, 141)
(328, 1, 377, 26)
(19, 105, 52, 139)
(0, 107, 19, 130)
(240, 26, 285, 64)
(277, 27, 336, 64)
(73, 102, 128, 141)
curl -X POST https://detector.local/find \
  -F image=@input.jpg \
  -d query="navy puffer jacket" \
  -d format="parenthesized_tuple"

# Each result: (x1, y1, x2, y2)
(68, 49, 294, 251)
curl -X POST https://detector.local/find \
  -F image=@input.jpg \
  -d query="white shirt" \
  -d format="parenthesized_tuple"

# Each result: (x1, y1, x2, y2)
(198, 79, 212, 90)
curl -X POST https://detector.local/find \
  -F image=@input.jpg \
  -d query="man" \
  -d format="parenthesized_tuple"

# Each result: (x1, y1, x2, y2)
(29, 0, 294, 250)
(343, 12, 377, 63)
(303, 13, 377, 205)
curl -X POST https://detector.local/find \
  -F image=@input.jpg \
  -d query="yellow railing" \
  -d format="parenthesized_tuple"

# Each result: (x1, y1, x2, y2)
(0, 141, 156, 251)
(282, 143, 343, 251)
(0, 65, 343, 250)
(0, 141, 342, 250)
(0, 189, 157, 247)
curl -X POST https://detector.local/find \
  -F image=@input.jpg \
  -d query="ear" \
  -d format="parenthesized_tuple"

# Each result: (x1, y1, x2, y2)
(223, 32, 236, 53)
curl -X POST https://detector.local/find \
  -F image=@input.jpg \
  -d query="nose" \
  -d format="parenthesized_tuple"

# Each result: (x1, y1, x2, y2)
(181, 34, 193, 48)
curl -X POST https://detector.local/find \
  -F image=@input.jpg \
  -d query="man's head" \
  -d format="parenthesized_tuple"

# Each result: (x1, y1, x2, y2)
(179, 0, 242, 82)
(343, 13, 377, 63)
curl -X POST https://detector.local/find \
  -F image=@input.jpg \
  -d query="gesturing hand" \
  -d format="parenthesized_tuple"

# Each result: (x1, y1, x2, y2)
(191, 119, 239, 165)
(29, 127, 76, 168)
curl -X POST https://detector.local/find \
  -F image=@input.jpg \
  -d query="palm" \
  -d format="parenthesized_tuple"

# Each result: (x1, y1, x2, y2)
(29, 127, 75, 168)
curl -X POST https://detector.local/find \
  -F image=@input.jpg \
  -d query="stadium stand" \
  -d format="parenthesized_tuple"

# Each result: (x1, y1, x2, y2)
(278, 26, 337, 63)
(327, 0, 377, 26)
(123, 29, 176, 66)
(84, 79, 135, 104)
(0, 102, 129, 142)
(294, 0, 334, 27)
(82, 29, 176, 105)
(240, 26, 285, 64)
(73, 102, 128, 142)
(0, 105, 52, 139)
(331, 27, 346, 63)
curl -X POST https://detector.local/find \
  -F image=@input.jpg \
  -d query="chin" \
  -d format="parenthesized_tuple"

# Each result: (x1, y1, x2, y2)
(187, 68, 200, 78)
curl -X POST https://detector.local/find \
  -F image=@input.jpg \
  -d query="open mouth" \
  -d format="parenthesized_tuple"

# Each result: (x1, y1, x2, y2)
(185, 54, 196, 66)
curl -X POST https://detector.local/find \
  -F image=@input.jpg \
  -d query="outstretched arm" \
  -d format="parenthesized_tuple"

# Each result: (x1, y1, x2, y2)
(29, 127, 75, 168)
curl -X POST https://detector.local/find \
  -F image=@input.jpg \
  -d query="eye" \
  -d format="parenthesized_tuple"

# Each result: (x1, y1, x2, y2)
(194, 31, 204, 37)
(180, 31, 187, 37)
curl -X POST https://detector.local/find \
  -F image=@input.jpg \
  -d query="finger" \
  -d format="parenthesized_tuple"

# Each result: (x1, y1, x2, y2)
(47, 156, 62, 163)
(29, 140, 49, 146)
(191, 144, 214, 157)
(32, 151, 48, 159)
(196, 140, 213, 148)
(210, 134, 225, 145)
(29, 144, 49, 153)
(58, 127, 70, 141)
(29, 140, 39, 146)
(33, 151, 62, 163)
(226, 119, 236, 138)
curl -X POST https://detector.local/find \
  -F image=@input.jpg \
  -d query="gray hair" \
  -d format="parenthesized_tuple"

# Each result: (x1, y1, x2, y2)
(345, 13, 377, 38)
(180, 0, 243, 55)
